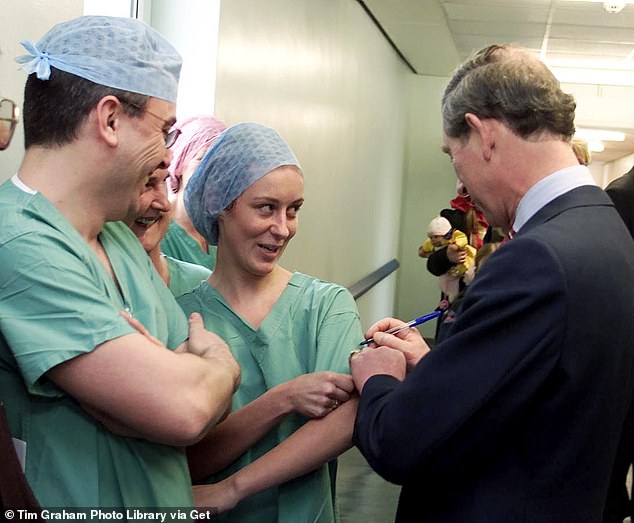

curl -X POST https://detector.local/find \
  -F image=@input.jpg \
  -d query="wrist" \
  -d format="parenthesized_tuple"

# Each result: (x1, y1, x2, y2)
(227, 469, 249, 504)
(269, 381, 295, 416)
(408, 347, 429, 371)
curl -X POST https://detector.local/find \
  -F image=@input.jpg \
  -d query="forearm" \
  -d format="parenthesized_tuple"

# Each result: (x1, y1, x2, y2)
(223, 397, 357, 503)
(114, 353, 236, 445)
(80, 402, 146, 439)
(48, 336, 237, 447)
(188, 382, 295, 480)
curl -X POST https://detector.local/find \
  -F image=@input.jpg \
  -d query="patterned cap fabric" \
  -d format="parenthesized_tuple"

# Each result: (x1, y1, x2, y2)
(185, 122, 302, 245)
(167, 115, 227, 193)
(15, 16, 181, 103)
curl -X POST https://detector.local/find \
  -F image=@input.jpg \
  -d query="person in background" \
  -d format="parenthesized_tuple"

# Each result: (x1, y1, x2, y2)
(0, 97, 19, 151)
(605, 165, 634, 236)
(435, 235, 503, 340)
(178, 122, 361, 523)
(350, 44, 634, 522)
(603, 164, 634, 523)
(0, 16, 239, 508)
(0, 94, 40, 515)
(447, 180, 490, 249)
(125, 168, 211, 297)
(161, 115, 228, 269)
(419, 215, 476, 303)
(422, 184, 491, 341)
(424, 182, 490, 291)
(572, 137, 591, 166)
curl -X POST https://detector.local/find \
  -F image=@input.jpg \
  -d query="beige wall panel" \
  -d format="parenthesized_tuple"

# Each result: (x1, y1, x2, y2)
(214, 0, 409, 326)
(396, 73, 456, 339)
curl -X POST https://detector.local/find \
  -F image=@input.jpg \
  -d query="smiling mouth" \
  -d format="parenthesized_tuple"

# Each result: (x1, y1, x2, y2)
(259, 243, 282, 253)
(135, 216, 160, 227)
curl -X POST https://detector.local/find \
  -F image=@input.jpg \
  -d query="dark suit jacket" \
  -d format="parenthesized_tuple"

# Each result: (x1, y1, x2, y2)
(604, 167, 634, 521)
(354, 186, 634, 522)
(605, 167, 634, 237)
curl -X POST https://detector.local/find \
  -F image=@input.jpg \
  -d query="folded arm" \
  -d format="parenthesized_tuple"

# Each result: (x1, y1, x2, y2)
(48, 313, 240, 446)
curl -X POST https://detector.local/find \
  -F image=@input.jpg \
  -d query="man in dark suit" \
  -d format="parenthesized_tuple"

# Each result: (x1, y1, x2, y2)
(604, 166, 634, 523)
(606, 166, 634, 237)
(350, 44, 634, 523)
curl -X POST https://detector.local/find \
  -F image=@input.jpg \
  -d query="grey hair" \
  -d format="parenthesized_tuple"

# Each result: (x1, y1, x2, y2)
(442, 44, 576, 141)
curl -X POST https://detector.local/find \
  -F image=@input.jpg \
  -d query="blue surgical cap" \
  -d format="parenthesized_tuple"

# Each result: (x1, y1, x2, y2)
(16, 16, 181, 103)
(185, 122, 302, 245)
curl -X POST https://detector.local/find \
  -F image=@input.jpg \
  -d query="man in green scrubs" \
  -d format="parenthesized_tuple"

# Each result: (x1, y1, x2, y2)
(0, 16, 240, 509)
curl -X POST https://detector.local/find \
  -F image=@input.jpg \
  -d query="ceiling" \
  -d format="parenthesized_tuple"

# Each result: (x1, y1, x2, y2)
(362, 0, 634, 163)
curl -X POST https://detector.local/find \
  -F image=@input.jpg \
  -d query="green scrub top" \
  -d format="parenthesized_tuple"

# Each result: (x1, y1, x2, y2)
(0, 179, 192, 508)
(177, 272, 363, 523)
(161, 220, 217, 270)
(165, 255, 211, 297)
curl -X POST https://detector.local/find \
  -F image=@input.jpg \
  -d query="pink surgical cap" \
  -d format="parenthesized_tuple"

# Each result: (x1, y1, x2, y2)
(167, 115, 227, 193)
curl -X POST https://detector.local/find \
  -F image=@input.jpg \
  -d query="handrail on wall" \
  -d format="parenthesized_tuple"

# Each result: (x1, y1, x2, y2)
(348, 258, 400, 300)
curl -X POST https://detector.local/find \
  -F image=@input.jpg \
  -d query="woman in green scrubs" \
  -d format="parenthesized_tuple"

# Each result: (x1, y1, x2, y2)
(178, 122, 363, 523)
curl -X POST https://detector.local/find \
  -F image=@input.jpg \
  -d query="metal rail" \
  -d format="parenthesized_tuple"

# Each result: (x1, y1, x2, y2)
(348, 258, 400, 300)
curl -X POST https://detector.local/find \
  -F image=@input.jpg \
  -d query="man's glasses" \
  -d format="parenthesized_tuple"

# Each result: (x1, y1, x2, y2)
(119, 98, 181, 149)
(0, 98, 20, 151)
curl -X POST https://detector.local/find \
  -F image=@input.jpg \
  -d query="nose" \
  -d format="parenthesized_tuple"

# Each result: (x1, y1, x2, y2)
(151, 183, 170, 213)
(158, 148, 174, 170)
(270, 212, 291, 239)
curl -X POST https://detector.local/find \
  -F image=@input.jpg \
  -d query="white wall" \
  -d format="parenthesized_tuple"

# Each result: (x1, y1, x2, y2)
(0, 0, 83, 182)
(149, 0, 220, 120)
(212, 0, 410, 327)
(563, 81, 634, 187)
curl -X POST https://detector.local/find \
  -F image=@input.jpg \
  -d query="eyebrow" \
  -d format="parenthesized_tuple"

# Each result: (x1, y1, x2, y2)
(441, 145, 451, 155)
(147, 172, 169, 183)
(252, 196, 305, 205)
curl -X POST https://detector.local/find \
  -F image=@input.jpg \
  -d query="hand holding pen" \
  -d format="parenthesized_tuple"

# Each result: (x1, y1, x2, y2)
(350, 311, 439, 371)
(357, 311, 441, 347)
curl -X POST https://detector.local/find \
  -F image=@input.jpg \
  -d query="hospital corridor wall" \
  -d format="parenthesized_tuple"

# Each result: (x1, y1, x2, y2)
(208, 0, 413, 329)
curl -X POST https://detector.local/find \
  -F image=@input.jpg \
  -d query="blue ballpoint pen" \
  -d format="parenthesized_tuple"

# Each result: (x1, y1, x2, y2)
(358, 310, 442, 347)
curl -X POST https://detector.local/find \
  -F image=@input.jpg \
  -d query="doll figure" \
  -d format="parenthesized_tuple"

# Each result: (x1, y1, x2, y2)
(419, 216, 476, 301)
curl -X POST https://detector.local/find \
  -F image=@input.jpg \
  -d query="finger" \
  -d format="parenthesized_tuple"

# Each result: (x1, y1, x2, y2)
(373, 331, 415, 349)
(325, 398, 341, 411)
(364, 317, 407, 339)
(120, 311, 150, 336)
(331, 373, 355, 393)
(373, 332, 430, 363)
(120, 311, 162, 346)
(330, 388, 351, 403)
(188, 312, 205, 330)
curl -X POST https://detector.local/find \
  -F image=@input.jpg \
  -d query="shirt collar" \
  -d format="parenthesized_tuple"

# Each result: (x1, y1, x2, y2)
(11, 174, 37, 195)
(512, 165, 597, 233)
